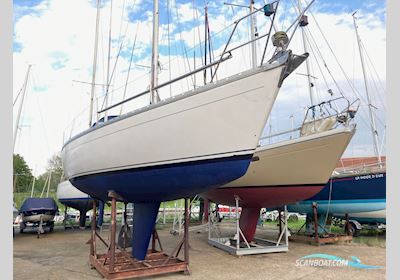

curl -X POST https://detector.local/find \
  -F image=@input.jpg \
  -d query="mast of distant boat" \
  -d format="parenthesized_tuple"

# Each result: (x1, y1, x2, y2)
(150, 0, 160, 104)
(30, 168, 37, 197)
(222, 1, 257, 69)
(104, 0, 114, 122)
(13, 64, 32, 152)
(204, 4, 208, 85)
(249, 0, 257, 69)
(352, 11, 382, 164)
(297, 0, 314, 106)
(88, 0, 101, 127)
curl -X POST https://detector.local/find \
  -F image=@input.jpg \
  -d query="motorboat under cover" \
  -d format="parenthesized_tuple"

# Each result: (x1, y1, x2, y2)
(19, 198, 59, 214)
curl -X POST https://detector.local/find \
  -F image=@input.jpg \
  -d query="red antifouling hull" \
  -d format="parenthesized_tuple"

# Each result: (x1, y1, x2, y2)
(239, 207, 261, 242)
(202, 185, 325, 242)
(202, 185, 324, 209)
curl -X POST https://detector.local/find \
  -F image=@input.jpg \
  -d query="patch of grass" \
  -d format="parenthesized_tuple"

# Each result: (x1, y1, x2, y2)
(353, 234, 386, 248)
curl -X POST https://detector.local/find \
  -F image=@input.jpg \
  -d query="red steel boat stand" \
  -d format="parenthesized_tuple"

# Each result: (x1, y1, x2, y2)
(88, 191, 190, 279)
(289, 202, 352, 245)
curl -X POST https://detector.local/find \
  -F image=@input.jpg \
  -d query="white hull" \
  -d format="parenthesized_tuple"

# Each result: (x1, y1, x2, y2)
(221, 126, 356, 188)
(13, 203, 18, 223)
(57, 180, 91, 200)
(22, 214, 55, 223)
(335, 209, 386, 219)
(13, 211, 19, 224)
(62, 64, 285, 179)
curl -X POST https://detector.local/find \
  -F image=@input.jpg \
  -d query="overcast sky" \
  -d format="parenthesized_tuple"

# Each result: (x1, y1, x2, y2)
(13, 0, 386, 175)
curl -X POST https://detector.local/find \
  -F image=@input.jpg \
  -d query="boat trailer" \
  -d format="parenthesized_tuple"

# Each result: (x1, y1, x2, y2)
(289, 202, 353, 244)
(87, 191, 190, 279)
(207, 196, 289, 256)
(19, 215, 54, 239)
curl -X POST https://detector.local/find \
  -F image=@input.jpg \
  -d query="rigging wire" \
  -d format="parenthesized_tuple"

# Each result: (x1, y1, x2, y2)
(100, 1, 274, 108)
(104, 0, 114, 115)
(167, 0, 172, 97)
(101, 0, 137, 112)
(120, 22, 140, 115)
(303, 31, 331, 96)
(13, 86, 24, 106)
(283, 2, 380, 137)
(173, 1, 195, 90)
(30, 70, 52, 160)
(360, 39, 386, 97)
(303, 25, 346, 99)
(117, 0, 126, 40)
(308, 9, 363, 98)
(360, 40, 386, 110)
(306, 8, 386, 127)
(193, 0, 197, 88)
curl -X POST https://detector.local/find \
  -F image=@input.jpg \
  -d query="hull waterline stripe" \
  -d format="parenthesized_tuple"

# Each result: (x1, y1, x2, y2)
(59, 197, 92, 201)
(72, 153, 253, 180)
(297, 199, 386, 204)
(219, 183, 325, 190)
(69, 150, 254, 178)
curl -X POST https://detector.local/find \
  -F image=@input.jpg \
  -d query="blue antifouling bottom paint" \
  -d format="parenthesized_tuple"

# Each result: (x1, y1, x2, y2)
(132, 202, 161, 260)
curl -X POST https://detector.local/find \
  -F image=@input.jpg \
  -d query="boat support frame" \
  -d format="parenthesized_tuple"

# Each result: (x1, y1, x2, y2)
(289, 202, 353, 245)
(207, 196, 289, 256)
(87, 191, 190, 279)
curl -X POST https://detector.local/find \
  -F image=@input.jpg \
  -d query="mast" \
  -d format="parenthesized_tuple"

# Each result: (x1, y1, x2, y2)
(88, 0, 101, 127)
(150, 0, 160, 104)
(46, 171, 52, 198)
(298, 0, 315, 106)
(249, 0, 257, 69)
(352, 12, 381, 163)
(13, 64, 31, 152)
(105, 0, 113, 121)
(30, 167, 36, 197)
(203, 4, 208, 85)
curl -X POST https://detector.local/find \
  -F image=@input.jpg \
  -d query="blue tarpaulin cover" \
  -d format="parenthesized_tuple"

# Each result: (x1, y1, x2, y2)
(19, 198, 58, 213)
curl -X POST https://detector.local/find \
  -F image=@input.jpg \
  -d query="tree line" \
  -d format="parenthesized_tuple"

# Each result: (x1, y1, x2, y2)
(13, 153, 64, 194)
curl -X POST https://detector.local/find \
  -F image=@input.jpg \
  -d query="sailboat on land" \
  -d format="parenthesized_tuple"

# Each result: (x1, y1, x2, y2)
(287, 12, 386, 234)
(57, 180, 97, 228)
(202, 99, 356, 242)
(201, 2, 358, 243)
(62, 1, 308, 260)
(14, 65, 59, 235)
(287, 157, 386, 234)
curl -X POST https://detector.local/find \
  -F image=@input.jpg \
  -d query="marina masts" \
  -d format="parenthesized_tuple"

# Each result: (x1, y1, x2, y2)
(150, 0, 160, 104)
(224, 1, 258, 69)
(14, 64, 32, 152)
(352, 12, 381, 163)
(249, 0, 257, 69)
(88, 0, 101, 127)
(298, 0, 315, 106)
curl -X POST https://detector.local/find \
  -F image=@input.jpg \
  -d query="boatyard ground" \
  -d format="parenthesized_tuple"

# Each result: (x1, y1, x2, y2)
(13, 223, 385, 280)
